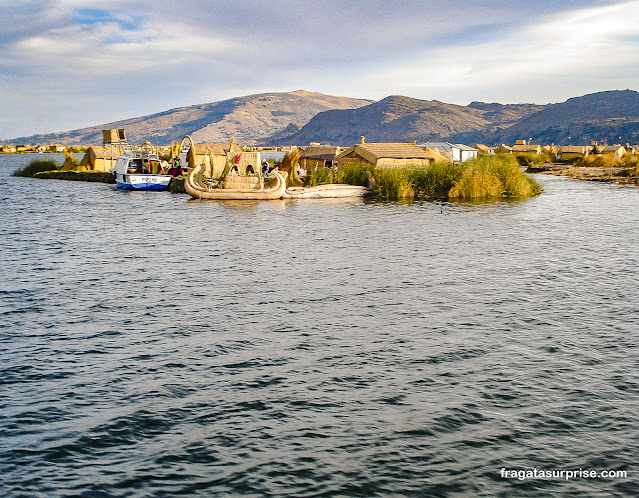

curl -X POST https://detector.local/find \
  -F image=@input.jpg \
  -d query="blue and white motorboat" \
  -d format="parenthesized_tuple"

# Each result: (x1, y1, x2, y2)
(111, 149, 172, 190)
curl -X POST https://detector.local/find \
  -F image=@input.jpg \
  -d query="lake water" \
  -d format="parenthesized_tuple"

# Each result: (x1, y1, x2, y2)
(1, 154, 637, 496)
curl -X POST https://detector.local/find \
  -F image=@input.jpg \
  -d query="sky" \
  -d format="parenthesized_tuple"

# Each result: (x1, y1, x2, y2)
(1, 0, 639, 139)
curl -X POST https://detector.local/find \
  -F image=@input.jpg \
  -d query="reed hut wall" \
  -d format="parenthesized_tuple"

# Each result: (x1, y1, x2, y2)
(300, 158, 329, 170)
(337, 155, 372, 169)
(79, 145, 125, 171)
(299, 146, 340, 172)
(558, 146, 590, 162)
(601, 146, 627, 158)
(375, 157, 432, 169)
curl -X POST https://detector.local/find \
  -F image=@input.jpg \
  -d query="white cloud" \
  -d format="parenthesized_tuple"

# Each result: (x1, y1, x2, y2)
(365, 1, 639, 103)
(1, 0, 638, 138)
(10, 19, 235, 76)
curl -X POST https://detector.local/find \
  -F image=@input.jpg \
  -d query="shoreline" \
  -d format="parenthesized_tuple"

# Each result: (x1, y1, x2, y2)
(527, 163, 638, 185)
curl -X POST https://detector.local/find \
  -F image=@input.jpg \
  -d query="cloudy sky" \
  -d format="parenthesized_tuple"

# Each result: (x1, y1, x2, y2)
(1, 0, 638, 139)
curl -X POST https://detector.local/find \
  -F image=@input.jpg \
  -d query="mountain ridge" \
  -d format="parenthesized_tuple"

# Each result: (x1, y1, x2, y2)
(269, 96, 544, 145)
(4, 90, 373, 146)
(5, 89, 639, 147)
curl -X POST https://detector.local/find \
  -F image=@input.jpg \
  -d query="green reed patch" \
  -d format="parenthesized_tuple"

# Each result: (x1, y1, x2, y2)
(33, 170, 115, 183)
(13, 159, 60, 177)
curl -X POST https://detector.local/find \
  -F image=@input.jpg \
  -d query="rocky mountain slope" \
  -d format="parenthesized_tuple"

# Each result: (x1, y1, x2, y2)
(270, 96, 543, 145)
(450, 89, 639, 145)
(7, 91, 372, 146)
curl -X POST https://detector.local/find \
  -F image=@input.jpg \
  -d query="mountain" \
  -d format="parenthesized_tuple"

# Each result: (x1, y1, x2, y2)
(452, 89, 639, 145)
(7, 89, 639, 148)
(6, 91, 373, 146)
(270, 96, 544, 145)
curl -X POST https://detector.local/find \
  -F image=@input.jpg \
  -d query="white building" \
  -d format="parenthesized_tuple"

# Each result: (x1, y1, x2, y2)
(419, 142, 478, 162)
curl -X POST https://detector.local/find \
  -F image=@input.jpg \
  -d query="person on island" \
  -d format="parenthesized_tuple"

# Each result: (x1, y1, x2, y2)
(169, 157, 183, 177)
(262, 159, 270, 177)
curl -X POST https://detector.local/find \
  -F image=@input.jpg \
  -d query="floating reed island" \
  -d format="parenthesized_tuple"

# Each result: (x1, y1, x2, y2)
(12, 158, 115, 183)
(14, 151, 543, 200)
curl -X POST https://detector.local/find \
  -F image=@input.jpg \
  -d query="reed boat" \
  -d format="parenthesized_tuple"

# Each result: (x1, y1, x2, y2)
(184, 161, 287, 200)
(282, 184, 370, 199)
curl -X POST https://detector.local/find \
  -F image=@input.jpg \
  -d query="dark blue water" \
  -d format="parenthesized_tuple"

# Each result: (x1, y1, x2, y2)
(1, 154, 637, 496)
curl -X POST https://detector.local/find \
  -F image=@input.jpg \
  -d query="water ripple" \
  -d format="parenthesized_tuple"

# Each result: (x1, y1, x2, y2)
(0, 156, 637, 496)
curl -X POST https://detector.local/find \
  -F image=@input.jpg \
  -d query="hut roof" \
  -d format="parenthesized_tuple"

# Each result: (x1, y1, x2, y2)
(601, 145, 625, 152)
(190, 144, 242, 155)
(474, 144, 491, 151)
(495, 144, 513, 151)
(419, 142, 453, 152)
(419, 142, 475, 152)
(300, 146, 341, 161)
(559, 146, 589, 153)
(453, 143, 477, 152)
(338, 143, 434, 163)
(511, 144, 541, 152)
(422, 147, 451, 163)
(84, 145, 126, 159)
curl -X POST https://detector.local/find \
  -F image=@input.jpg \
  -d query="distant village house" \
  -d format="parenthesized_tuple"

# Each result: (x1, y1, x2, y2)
(474, 144, 494, 155)
(494, 144, 513, 155)
(299, 146, 341, 172)
(419, 142, 478, 162)
(557, 145, 590, 162)
(79, 145, 127, 171)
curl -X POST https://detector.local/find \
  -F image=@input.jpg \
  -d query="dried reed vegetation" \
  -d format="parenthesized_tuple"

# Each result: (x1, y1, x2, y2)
(573, 153, 639, 169)
(279, 150, 303, 186)
(304, 155, 541, 200)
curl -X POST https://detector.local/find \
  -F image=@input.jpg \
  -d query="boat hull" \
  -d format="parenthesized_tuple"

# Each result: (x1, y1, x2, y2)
(116, 174, 172, 190)
(282, 184, 370, 199)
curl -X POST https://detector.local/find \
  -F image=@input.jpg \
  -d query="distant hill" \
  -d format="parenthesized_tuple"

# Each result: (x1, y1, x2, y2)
(270, 96, 544, 145)
(6, 89, 639, 148)
(5, 91, 373, 146)
(449, 90, 639, 145)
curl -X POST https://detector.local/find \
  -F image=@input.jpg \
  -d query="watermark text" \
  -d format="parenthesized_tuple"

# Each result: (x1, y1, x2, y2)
(500, 468, 628, 481)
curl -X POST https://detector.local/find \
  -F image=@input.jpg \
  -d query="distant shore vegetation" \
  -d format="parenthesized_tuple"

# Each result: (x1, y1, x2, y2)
(305, 155, 543, 200)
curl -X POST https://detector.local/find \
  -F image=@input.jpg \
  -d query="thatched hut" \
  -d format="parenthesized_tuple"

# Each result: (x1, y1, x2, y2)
(419, 142, 477, 162)
(557, 146, 590, 162)
(601, 145, 627, 161)
(336, 142, 434, 169)
(512, 144, 542, 156)
(187, 143, 243, 177)
(495, 144, 513, 155)
(299, 146, 341, 172)
(78, 145, 127, 171)
(474, 144, 494, 155)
